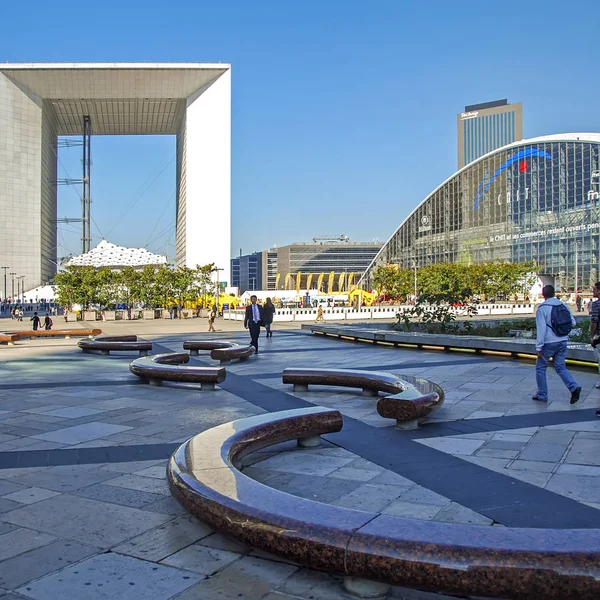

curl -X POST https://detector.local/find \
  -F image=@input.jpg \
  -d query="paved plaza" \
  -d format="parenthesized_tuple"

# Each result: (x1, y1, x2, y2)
(0, 316, 599, 599)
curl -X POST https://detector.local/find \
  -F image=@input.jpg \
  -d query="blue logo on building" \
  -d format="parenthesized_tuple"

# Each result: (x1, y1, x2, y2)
(473, 148, 552, 210)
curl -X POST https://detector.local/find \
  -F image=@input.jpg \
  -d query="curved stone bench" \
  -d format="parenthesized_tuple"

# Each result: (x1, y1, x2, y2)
(376, 374, 445, 429)
(183, 340, 237, 356)
(0, 333, 19, 345)
(78, 335, 153, 356)
(129, 352, 226, 390)
(168, 407, 600, 600)
(210, 345, 255, 364)
(282, 368, 407, 397)
(6, 328, 102, 340)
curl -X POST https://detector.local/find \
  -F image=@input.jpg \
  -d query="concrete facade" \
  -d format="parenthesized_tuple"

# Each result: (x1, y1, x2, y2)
(0, 63, 231, 294)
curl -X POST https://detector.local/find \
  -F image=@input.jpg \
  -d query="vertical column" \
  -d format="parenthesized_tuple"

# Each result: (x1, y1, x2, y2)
(183, 69, 231, 283)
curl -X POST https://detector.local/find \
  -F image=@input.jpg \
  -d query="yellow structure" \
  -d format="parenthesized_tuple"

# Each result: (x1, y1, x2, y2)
(306, 273, 313, 291)
(295, 271, 302, 294)
(284, 273, 292, 289)
(275, 273, 281, 289)
(317, 272, 325, 291)
(327, 271, 335, 293)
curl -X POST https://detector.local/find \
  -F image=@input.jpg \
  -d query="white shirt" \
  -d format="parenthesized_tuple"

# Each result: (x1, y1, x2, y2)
(252, 304, 260, 322)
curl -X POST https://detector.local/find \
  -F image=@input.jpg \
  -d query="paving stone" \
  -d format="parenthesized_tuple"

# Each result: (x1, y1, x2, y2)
(15, 464, 118, 493)
(518, 442, 568, 463)
(31, 422, 133, 445)
(545, 473, 600, 504)
(434, 502, 493, 526)
(255, 453, 354, 476)
(170, 555, 297, 600)
(563, 439, 600, 466)
(2, 495, 171, 549)
(507, 460, 555, 473)
(15, 552, 202, 600)
(556, 463, 600, 477)
(142, 496, 188, 516)
(475, 449, 519, 459)
(1, 487, 60, 505)
(504, 470, 552, 487)
(399, 486, 453, 507)
(484, 441, 528, 451)
(72, 482, 165, 508)
(131, 465, 167, 479)
(103, 473, 171, 495)
(0, 539, 99, 589)
(531, 429, 576, 444)
(0, 528, 55, 562)
(196, 532, 251, 555)
(380, 500, 442, 520)
(277, 569, 351, 600)
(162, 544, 240, 575)
(416, 437, 485, 456)
(0, 499, 23, 514)
(265, 472, 359, 503)
(113, 516, 213, 561)
(328, 467, 381, 482)
(333, 483, 406, 512)
(0, 481, 25, 496)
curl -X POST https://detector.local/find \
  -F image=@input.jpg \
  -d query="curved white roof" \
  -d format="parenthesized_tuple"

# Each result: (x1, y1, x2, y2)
(66, 240, 167, 268)
(359, 133, 600, 285)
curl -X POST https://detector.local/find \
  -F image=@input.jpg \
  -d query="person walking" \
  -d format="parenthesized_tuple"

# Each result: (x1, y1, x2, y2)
(30, 312, 40, 331)
(589, 282, 600, 390)
(533, 284, 581, 404)
(315, 305, 325, 323)
(44, 313, 53, 330)
(263, 297, 276, 338)
(244, 295, 264, 354)
(208, 305, 216, 332)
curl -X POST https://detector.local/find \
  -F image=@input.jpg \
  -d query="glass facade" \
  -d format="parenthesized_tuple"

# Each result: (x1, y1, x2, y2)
(362, 137, 600, 293)
(288, 245, 381, 274)
(463, 111, 516, 167)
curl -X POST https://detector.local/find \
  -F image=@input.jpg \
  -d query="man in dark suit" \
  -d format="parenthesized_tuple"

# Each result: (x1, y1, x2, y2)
(244, 295, 264, 354)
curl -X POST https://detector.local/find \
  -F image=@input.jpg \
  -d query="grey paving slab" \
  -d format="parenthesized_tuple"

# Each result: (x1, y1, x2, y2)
(42, 407, 104, 419)
(103, 473, 171, 495)
(113, 516, 213, 562)
(518, 442, 568, 463)
(31, 422, 133, 444)
(15, 552, 203, 600)
(1, 487, 60, 505)
(161, 543, 240, 576)
(332, 483, 406, 512)
(197, 532, 251, 555)
(254, 452, 354, 477)
(0, 539, 99, 590)
(14, 464, 118, 492)
(545, 473, 600, 504)
(0, 528, 55, 562)
(2, 495, 171, 549)
(564, 438, 600, 466)
(171, 555, 297, 600)
(72, 482, 165, 508)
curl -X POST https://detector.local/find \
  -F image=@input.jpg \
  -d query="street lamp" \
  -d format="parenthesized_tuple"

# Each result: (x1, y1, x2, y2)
(214, 267, 223, 313)
(9, 273, 16, 302)
(20, 276, 26, 302)
(1, 266, 8, 303)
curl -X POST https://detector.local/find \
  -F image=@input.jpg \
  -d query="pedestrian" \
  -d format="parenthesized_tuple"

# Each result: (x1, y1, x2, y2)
(44, 313, 53, 330)
(244, 294, 263, 354)
(30, 311, 40, 331)
(208, 305, 216, 332)
(589, 283, 600, 389)
(576, 294, 583, 312)
(315, 305, 325, 323)
(533, 284, 581, 404)
(263, 297, 276, 338)
(18, 308, 23, 321)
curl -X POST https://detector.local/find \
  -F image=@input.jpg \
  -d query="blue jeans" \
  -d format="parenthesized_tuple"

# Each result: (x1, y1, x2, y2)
(535, 342, 579, 400)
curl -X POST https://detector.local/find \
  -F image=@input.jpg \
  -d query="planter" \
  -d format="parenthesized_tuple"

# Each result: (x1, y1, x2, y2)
(143, 310, 155, 320)
(115, 310, 125, 320)
(66, 311, 78, 322)
(103, 311, 116, 321)
(83, 310, 97, 321)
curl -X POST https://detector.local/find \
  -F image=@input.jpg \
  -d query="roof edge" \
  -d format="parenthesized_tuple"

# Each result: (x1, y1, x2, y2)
(0, 62, 230, 71)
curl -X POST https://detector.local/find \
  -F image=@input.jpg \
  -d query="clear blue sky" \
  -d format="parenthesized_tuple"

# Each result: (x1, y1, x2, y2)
(3, 0, 600, 266)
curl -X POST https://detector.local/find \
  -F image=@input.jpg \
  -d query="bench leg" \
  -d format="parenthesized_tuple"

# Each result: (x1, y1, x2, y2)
(297, 435, 320, 448)
(149, 379, 162, 386)
(362, 388, 378, 397)
(190, 349, 199, 356)
(139, 350, 148, 356)
(343, 577, 390, 598)
(200, 382, 216, 390)
(292, 384, 308, 392)
(101, 350, 110, 355)
(395, 418, 420, 430)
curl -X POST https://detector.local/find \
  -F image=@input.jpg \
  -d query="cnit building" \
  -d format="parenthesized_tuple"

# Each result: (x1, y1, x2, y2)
(0, 63, 231, 295)
(361, 133, 600, 294)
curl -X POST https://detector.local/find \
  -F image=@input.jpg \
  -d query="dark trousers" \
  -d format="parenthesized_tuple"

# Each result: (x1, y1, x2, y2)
(248, 321, 261, 352)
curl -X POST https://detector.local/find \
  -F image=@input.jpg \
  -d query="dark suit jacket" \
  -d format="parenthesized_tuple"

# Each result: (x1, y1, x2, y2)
(244, 303, 264, 328)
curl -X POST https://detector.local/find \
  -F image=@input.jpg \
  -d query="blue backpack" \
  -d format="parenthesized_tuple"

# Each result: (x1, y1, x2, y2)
(547, 303, 573, 337)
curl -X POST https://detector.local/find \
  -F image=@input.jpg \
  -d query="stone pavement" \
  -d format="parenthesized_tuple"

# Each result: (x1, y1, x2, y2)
(0, 316, 597, 599)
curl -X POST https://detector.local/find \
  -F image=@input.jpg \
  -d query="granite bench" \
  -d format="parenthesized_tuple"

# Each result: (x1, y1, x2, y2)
(210, 345, 255, 364)
(183, 340, 237, 356)
(168, 407, 600, 600)
(6, 328, 102, 340)
(78, 335, 153, 356)
(0, 333, 19, 345)
(129, 352, 226, 390)
(282, 367, 406, 397)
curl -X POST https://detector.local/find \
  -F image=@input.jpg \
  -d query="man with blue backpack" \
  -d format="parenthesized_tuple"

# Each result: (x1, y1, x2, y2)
(533, 284, 581, 404)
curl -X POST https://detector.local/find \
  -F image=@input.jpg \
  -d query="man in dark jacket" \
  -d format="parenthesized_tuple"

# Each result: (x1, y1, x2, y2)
(244, 295, 264, 354)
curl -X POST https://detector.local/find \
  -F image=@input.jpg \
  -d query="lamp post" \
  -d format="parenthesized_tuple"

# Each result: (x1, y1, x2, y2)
(214, 267, 223, 313)
(20, 276, 26, 303)
(9, 273, 16, 302)
(17, 278, 20, 304)
(413, 260, 418, 303)
(1, 267, 8, 303)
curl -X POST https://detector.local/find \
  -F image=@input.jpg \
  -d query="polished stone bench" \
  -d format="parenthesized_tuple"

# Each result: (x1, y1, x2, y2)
(168, 407, 600, 600)
(78, 335, 153, 356)
(6, 328, 102, 340)
(183, 340, 237, 356)
(129, 352, 226, 389)
(282, 367, 407, 397)
(0, 333, 19, 345)
(210, 345, 255, 364)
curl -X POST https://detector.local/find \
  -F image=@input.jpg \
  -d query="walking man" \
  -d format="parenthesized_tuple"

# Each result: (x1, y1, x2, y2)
(30, 311, 40, 331)
(244, 295, 263, 354)
(533, 284, 581, 404)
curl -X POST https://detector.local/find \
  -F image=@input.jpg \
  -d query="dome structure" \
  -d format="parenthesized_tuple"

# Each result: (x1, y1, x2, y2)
(360, 133, 600, 293)
(66, 240, 167, 268)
